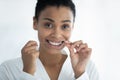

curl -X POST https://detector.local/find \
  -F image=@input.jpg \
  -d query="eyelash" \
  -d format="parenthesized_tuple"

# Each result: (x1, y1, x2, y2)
(62, 24, 70, 30)
(43, 23, 71, 30)
(44, 23, 53, 28)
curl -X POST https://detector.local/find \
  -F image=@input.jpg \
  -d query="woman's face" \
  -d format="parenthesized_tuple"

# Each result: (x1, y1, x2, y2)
(33, 6, 74, 53)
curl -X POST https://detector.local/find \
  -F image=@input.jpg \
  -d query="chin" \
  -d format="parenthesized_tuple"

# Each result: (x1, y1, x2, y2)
(46, 46, 65, 54)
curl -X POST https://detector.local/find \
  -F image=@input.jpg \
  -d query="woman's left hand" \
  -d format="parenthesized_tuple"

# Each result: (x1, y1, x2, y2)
(65, 40, 92, 78)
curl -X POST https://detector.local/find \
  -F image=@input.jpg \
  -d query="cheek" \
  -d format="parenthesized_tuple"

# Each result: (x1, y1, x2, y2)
(37, 29, 47, 41)
(64, 31, 72, 40)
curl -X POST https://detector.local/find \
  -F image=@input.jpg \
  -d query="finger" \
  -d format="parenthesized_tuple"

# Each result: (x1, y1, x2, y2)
(65, 41, 74, 57)
(65, 40, 82, 49)
(28, 50, 39, 58)
(70, 40, 83, 53)
(65, 41, 71, 46)
(24, 45, 38, 53)
(69, 45, 75, 57)
(23, 49, 35, 55)
(87, 48, 92, 54)
(31, 50, 39, 58)
(22, 41, 38, 54)
(72, 40, 83, 47)
(23, 49, 39, 57)
(35, 50, 40, 58)
(80, 48, 92, 57)
(25, 40, 38, 48)
(65, 40, 82, 56)
(77, 43, 88, 52)
(73, 40, 83, 45)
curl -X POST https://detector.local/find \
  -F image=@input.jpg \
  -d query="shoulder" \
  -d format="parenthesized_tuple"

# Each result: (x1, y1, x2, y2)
(0, 57, 23, 69)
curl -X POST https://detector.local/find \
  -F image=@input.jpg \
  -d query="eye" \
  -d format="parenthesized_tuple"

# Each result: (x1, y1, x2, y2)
(44, 23, 53, 29)
(62, 24, 71, 30)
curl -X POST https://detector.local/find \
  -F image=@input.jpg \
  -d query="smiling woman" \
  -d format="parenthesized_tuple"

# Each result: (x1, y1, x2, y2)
(0, 0, 99, 80)
(33, 6, 73, 53)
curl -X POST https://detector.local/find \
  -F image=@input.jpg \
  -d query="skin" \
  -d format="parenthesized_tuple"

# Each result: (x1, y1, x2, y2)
(21, 6, 92, 80)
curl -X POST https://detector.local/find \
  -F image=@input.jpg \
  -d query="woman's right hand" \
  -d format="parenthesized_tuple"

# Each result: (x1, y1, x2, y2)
(21, 40, 39, 75)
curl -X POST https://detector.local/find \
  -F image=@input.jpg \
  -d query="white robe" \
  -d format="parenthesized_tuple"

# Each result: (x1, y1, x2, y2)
(0, 51, 99, 80)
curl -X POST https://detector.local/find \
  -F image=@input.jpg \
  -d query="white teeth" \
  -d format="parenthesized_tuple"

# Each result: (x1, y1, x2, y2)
(48, 41, 62, 46)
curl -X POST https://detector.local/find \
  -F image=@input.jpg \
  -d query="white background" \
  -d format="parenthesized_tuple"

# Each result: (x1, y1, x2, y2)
(0, 0, 120, 80)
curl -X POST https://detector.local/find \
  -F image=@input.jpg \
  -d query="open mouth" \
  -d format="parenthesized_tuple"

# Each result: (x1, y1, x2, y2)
(46, 39, 64, 46)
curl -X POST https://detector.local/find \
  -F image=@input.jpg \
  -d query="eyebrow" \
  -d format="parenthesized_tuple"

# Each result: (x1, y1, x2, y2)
(42, 18, 71, 23)
(43, 18, 54, 22)
(62, 20, 71, 23)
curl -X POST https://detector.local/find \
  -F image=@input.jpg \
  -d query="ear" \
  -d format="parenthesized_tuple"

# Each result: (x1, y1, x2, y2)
(33, 17, 38, 30)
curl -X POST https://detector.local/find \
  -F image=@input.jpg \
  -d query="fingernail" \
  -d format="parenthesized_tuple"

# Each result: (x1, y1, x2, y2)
(65, 41, 71, 44)
(65, 41, 68, 43)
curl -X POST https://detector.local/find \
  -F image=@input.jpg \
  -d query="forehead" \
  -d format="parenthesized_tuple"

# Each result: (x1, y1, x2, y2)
(38, 6, 74, 22)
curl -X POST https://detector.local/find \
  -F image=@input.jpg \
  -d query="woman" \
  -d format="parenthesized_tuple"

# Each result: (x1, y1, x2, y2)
(0, 0, 99, 80)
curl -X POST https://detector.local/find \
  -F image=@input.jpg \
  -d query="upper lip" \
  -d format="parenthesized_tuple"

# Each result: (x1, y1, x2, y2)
(46, 39, 65, 43)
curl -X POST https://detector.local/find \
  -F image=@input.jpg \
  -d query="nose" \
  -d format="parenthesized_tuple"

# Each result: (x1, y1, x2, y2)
(51, 27, 62, 39)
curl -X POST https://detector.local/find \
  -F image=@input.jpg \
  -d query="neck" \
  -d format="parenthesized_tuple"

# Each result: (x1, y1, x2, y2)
(39, 48, 65, 66)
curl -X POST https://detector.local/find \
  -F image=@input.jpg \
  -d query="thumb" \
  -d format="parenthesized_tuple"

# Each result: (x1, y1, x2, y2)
(35, 51, 40, 58)
(35, 46, 40, 58)
(65, 41, 74, 57)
